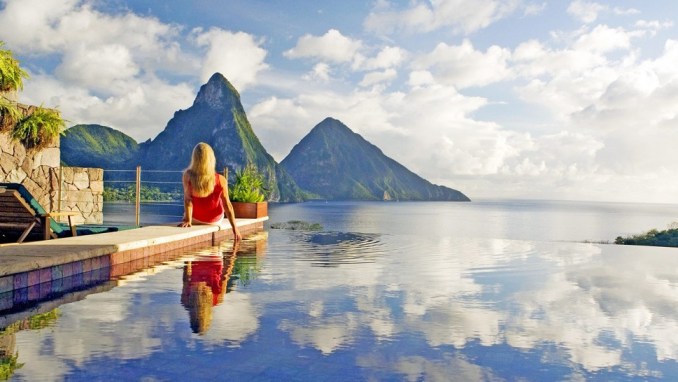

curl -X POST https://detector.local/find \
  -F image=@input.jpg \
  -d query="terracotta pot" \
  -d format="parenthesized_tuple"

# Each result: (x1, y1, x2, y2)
(231, 201, 268, 219)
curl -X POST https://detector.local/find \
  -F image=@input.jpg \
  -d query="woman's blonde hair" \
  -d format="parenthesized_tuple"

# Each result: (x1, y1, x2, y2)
(185, 142, 216, 197)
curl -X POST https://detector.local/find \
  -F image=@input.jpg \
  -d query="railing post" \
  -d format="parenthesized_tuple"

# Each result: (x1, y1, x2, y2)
(135, 165, 141, 226)
(57, 166, 63, 212)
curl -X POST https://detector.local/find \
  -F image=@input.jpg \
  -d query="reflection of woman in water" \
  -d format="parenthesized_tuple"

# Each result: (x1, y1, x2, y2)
(181, 245, 238, 334)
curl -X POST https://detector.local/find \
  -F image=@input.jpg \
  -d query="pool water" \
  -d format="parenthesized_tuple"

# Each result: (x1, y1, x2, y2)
(4, 200, 678, 381)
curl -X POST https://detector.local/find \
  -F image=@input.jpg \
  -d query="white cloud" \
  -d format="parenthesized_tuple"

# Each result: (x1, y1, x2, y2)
(55, 44, 139, 92)
(361, 46, 407, 70)
(20, 73, 196, 142)
(567, 0, 607, 23)
(283, 29, 362, 63)
(573, 25, 632, 53)
(0, 0, 271, 141)
(524, 2, 547, 16)
(635, 19, 674, 36)
(412, 39, 512, 88)
(192, 28, 269, 90)
(303, 63, 332, 82)
(364, 0, 522, 35)
(359, 69, 398, 88)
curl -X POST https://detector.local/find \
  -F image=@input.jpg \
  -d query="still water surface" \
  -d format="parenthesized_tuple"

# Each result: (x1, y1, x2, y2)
(5, 200, 678, 381)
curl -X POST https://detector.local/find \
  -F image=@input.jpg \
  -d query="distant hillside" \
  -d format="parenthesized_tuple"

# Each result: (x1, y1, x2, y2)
(61, 124, 139, 169)
(281, 117, 470, 201)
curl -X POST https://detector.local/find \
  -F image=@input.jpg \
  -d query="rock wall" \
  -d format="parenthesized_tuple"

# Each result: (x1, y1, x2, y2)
(0, 130, 60, 212)
(60, 167, 104, 224)
(0, 127, 104, 225)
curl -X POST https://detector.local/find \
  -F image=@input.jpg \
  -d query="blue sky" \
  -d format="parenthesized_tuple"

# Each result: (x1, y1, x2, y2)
(2, 0, 678, 203)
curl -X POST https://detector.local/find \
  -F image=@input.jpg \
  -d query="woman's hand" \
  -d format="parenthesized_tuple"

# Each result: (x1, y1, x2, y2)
(233, 228, 242, 243)
(179, 220, 192, 228)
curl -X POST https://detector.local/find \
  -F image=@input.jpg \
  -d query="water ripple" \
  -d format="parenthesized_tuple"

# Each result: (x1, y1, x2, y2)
(287, 231, 386, 267)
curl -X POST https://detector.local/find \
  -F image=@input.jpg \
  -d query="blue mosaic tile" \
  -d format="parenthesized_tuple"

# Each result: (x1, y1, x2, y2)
(0, 291, 13, 311)
(27, 270, 40, 287)
(0, 276, 13, 294)
(39, 268, 51, 283)
(83, 271, 92, 285)
(39, 281, 52, 300)
(13, 287, 28, 305)
(51, 277, 64, 294)
(27, 284, 40, 301)
(62, 276, 73, 291)
(72, 261, 84, 275)
(51, 265, 64, 280)
(72, 273, 84, 288)
(13, 272, 28, 290)
(62, 262, 73, 277)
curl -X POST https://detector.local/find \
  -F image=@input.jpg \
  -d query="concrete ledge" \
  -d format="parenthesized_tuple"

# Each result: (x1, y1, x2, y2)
(0, 217, 268, 278)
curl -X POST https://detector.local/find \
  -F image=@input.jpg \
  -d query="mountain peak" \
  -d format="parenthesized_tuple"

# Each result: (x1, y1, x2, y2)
(194, 72, 242, 110)
(282, 118, 470, 201)
(315, 117, 347, 131)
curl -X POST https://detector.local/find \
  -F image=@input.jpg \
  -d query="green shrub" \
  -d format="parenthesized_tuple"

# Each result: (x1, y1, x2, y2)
(615, 224, 678, 248)
(0, 41, 29, 93)
(0, 96, 21, 131)
(11, 106, 67, 150)
(230, 164, 266, 203)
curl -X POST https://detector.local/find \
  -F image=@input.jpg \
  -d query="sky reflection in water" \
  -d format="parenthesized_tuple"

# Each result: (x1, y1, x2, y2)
(5, 201, 678, 381)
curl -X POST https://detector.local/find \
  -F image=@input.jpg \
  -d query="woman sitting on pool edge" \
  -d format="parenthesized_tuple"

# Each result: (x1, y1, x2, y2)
(179, 142, 242, 242)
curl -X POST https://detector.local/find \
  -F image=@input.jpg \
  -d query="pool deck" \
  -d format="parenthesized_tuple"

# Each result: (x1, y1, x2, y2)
(0, 217, 267, 287)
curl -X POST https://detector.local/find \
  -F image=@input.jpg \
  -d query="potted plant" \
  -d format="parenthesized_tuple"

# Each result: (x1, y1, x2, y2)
(11, 106, 67, 150)
(229, 163, 268, 218)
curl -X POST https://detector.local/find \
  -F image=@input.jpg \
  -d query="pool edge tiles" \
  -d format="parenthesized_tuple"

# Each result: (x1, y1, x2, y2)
(0, 218, 267, 325)
(0, 218, 267, 285)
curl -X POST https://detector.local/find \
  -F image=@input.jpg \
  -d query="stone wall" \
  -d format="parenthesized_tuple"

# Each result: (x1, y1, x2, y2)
(0, 130, 60, 212)
(1, 125, 104, 225)
(60, 167, 104, 224)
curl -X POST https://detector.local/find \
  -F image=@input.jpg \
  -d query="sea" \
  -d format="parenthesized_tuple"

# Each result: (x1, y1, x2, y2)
(4, 199, 678, 381)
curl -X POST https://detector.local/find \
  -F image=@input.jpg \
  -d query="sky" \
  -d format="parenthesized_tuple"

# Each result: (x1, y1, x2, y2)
(1, 0, 678, 203)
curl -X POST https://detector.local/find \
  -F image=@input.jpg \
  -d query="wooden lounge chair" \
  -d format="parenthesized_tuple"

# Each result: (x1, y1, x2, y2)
(0, 183, 134, 243)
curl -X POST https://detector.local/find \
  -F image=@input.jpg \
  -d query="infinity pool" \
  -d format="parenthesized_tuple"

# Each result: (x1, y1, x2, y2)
(3, 201, 678, 381)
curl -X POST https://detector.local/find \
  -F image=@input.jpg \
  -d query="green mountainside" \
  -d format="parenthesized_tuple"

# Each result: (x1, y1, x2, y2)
(61, 124, 140, 169)
(61, 76, 470, 203)
(61, 73, 305, 202)
(139, 73, 304, 202)
(281, 117, 470, 201)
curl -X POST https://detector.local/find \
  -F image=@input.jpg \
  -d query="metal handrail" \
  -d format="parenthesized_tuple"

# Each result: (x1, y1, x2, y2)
(57, 167, 229, 226)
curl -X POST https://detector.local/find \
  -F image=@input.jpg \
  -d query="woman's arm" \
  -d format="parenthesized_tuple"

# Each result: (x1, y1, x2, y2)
(219, 174, 242, 242)
(179, 171, 193, 227)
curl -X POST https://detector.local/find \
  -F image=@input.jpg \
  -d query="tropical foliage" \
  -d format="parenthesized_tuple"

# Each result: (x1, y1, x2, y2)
(0, 41, 29, 93)
(0, 96, 21, 131)
(11, 106, 67, 150)
(229, 164, 266, 203)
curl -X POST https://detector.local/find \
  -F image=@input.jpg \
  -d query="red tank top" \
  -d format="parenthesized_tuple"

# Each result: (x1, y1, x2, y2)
(190, 174, 224, 223)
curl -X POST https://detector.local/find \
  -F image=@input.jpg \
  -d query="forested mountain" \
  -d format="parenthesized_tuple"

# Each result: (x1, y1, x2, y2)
(281, 117, 470, 201)
(61, 73, 305, 202)
(61, 124, 140, 169)
(138, 73, 304, 202)
(61, 76, 470, 203)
